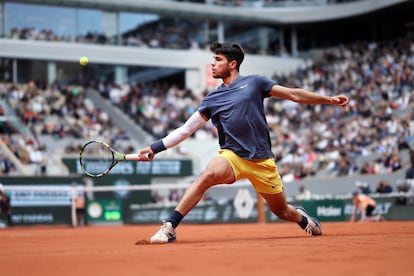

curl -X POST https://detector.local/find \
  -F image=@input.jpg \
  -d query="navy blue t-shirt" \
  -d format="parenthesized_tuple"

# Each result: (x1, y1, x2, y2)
(198, 75, 276, 160)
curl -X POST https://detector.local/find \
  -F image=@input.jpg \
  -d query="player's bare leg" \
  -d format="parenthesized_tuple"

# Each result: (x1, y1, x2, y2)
(149, 156, 235, 243)
(176, 156, 235, 216)
(260, 191, 302, 222)
(261, 191, 322, 236)
(365, 214, 385, 222)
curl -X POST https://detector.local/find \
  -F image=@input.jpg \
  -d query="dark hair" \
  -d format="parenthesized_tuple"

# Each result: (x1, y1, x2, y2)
(210, 41, 245, 71)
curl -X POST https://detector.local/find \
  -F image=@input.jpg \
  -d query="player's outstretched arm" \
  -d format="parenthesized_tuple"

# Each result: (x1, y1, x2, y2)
(269, 85, 349, 107)
(138, 111, 208, 161)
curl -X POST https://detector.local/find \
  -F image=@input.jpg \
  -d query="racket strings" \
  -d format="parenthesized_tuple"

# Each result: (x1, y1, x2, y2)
(80, 142, 113, 175)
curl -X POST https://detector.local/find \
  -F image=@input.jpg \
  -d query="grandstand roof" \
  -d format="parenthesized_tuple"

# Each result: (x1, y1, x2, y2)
(5, 0, 409, 24)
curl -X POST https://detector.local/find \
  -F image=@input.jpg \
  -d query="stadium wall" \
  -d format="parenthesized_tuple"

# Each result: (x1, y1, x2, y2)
(1, 168, 412, 226)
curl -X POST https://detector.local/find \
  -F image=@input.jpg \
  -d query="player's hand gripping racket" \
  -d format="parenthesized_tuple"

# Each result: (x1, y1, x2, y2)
(79, 140, 152, 177)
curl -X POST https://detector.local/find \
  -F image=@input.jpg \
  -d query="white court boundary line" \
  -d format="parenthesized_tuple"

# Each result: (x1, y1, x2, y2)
(3, 181, 252, 192)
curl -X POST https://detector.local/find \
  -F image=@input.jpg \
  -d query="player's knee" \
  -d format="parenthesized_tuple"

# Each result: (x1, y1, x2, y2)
(200, 169, 217, 185)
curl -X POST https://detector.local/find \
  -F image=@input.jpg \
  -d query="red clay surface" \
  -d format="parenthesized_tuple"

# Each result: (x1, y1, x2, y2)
(1, 221, 413, 276)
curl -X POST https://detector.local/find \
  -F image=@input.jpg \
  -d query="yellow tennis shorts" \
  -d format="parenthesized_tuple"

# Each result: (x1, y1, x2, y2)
(219, 149, 284, 194)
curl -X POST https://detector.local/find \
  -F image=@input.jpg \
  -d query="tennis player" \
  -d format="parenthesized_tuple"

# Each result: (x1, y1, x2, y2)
(139, 42, 349, 243)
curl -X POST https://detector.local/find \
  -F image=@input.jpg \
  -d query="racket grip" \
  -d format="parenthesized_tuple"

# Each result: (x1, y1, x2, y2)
(125, 153, 153, 161)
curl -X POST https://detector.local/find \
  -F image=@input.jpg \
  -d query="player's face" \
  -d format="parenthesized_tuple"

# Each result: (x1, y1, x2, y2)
(211, 54, 231, 79)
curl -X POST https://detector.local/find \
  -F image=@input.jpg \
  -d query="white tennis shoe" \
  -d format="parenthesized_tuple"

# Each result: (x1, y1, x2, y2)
(296, 207, 323, 236)
(150, 220, 177, 244)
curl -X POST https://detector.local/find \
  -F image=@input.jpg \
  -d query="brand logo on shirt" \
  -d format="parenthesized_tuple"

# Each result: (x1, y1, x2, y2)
(240, 84, 249, 89)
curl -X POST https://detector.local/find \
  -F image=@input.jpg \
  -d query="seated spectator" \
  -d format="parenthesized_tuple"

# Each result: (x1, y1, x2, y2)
(359, 161, 375, 174)
(0, 183, 13, 227)
(406, 151, 414, 180)
(399, 150, 414, 193)
(296, 185, 312, 201)
(397, 134, 411, 151)
(386, 149, 402, 173)
(355, 181, 371, 195)
(375, 180, 393, 194)
(0, 152, 16, 175)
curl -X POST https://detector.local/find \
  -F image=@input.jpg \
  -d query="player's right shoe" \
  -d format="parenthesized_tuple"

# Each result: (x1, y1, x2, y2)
(150, 220, 177, 244)
(296, 207, 323, 236)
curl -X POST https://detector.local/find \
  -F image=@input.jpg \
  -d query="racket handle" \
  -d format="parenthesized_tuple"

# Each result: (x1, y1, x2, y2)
(125, 153, 153, 161)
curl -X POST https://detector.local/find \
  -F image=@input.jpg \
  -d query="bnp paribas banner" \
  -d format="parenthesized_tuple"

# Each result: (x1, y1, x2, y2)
(0, 177, 83, 226)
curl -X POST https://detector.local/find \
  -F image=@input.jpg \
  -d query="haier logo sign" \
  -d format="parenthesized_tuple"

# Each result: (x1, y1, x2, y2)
(317, 205, 342, 217)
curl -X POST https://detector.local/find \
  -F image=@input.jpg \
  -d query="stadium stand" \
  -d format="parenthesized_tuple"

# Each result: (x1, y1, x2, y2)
(1, 36, 412, 179)
(0, 0, 413, 194)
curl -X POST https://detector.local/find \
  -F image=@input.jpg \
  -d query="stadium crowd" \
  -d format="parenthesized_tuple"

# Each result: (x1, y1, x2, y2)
(6, 24, 206, 52)
(6, 24, 266, 55)
(109, 37, 414, 181)
(0, 37, 413, 181)
(266, 38, 414, 180)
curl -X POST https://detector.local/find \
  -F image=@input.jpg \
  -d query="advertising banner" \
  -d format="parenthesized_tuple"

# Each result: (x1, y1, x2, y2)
(0, 177, 83, 226)
(62, 158, 193, 177)
(126, 202, 259, 224)
(301, 199, 345, 222)
(86, 199, 123, 225)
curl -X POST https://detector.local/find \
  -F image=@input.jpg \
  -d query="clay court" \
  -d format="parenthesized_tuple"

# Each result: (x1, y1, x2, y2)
(1, 221, 412, 276)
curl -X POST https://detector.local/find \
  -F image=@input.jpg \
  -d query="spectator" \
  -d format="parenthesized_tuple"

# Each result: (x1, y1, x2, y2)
(375, 179, 393, 194)
(0, 152, 16, 175)
(397, 134, 411, 151)
(296, 185, 312, 201)
(386, 149, 402, 172)
(406, 151, 414, 180)
(0, 183, 13, 227)
(398, 150, 414, 193)
(355, 181, 372, 195)
(359, 161, 375, 175)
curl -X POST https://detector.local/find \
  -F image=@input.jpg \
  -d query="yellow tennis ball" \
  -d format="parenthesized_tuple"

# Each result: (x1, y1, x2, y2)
(79, 56, 89, 66)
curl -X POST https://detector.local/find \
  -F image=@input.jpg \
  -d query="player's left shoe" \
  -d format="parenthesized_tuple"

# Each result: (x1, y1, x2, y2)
(296, 207, 323, 236)
(150, 220, 177, 244)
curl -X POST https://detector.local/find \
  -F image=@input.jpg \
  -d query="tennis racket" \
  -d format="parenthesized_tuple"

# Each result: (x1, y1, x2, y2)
(79, 140, 152, 177)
